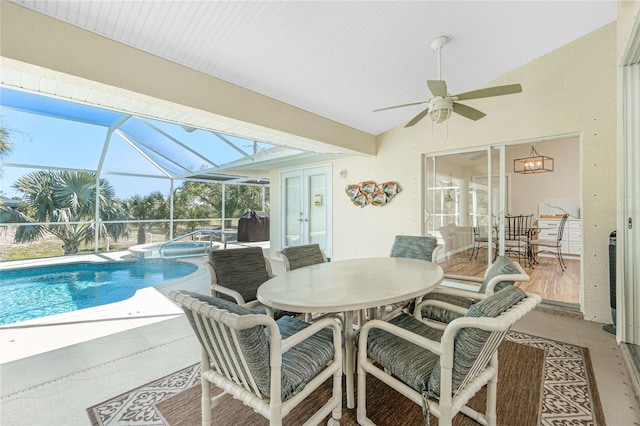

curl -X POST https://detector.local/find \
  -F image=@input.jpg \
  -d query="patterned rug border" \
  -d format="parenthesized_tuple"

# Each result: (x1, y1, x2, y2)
(505, 331, 606, 426)
(87, 331, 606, 426)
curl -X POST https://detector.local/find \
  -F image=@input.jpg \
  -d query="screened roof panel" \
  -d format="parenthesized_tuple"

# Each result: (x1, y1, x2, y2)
(0, 106, 106, 170)
(101, 133, 172, 177)
(0, 86, 322, 188)
(118, 118, 213, 175)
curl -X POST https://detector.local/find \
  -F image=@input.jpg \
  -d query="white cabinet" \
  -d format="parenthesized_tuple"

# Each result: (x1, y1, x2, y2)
(536, 218, 581, 256)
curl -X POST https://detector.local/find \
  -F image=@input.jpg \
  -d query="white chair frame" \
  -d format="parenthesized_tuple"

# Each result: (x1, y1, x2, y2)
(172, 292, 343, 426)
(357, 292, 541, 426)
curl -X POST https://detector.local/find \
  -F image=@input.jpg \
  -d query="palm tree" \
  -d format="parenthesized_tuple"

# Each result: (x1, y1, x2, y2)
(125, 191, 170, 243)
(0, 170, 127, 254)
(0, 120, 13, 160)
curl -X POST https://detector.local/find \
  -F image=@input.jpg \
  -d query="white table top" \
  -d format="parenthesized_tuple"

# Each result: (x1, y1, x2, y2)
(257, 257, 444, 313)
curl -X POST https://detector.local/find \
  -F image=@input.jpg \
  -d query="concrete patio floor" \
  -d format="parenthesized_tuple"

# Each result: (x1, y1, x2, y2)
(1, 248, 639, 425)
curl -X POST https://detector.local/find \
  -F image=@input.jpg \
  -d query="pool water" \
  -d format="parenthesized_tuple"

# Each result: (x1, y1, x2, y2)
(0, 261, 198, 325)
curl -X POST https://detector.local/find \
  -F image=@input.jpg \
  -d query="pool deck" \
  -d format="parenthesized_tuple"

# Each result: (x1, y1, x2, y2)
(0, 251, 211, 364)
(0, 242, 270, 364)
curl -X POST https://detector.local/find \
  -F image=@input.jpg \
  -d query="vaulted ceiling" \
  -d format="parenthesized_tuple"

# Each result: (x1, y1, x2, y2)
(7, 1, 617, 136)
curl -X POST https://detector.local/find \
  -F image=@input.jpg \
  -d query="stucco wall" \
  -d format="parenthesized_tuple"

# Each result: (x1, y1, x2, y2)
(325, 23, 617, 322)
(507, 137, 580, 217)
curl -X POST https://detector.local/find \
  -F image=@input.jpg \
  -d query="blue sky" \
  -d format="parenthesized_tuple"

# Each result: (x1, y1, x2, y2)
(1, 88, 272, 200)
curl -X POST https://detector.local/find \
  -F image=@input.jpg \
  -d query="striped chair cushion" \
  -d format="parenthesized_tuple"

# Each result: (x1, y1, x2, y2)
(477, 255, 521, 294)
(418, 292, 474, 323)
(391, 235, 439, 262)
(177, 291, 334, 401)
(359, 313, 443, 392)
(271, 316, 336, 400)
(418, 256, 522, 322)
(426, 285, 527, 397)
(208, 246, 269, 303)
(281, 244, 326, 270)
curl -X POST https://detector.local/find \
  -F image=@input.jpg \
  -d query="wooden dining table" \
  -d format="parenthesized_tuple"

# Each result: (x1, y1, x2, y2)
(257, 257, 444, 408)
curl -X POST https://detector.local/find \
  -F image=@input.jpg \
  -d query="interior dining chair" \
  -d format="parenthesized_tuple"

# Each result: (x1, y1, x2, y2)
(417, 255, 530, 325)
(169, 290, 343, 426)
(469, 226, 490, 260)
(532, 213, 569, 271)
(503, 214, 533, 267)
(357, 286, 541, 426)
(380, 235, 443, 320)
(279, 244, 328, 271)
(278, 244, 329, 322)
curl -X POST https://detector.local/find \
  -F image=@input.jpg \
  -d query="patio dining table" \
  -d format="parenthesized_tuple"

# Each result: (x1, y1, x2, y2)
(257, 257, 444, 409)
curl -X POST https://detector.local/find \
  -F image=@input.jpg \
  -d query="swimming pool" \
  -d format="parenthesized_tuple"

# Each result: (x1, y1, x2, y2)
(0, 261, 198, 326)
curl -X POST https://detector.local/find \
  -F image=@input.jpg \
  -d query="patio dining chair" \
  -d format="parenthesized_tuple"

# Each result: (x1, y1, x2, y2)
(417, 255, 530, 326)
(205, 246, 274, 308)
(169, 290, 343, 426)
(279, 244, 328, 271)
(379, 235, 443, 320)
(278, 244, 329, 322)
(357, 286, 541, 426)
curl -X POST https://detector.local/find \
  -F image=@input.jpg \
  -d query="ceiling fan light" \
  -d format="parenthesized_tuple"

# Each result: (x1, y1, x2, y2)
(429, 107, 451, 124)
(514, 145, 554, 174)
(428, 98, 453, 124)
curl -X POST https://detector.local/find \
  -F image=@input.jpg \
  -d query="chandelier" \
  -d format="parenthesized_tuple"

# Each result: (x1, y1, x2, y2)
(513, 145, 554, 174)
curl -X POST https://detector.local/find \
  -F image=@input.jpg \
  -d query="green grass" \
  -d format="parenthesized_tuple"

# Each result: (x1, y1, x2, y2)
(0, 229, 218, 261)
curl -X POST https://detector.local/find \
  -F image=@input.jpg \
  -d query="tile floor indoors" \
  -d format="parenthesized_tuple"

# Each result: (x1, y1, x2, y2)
(1, 252, 639, 426)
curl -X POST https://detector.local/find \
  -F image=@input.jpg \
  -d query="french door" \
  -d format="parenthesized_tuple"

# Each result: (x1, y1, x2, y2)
(280, 165, 332, 258)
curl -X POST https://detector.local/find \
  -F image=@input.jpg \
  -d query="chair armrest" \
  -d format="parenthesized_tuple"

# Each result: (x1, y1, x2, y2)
(443, 273, 484, 284)
(427, 286, 484, 300)
(482, 261, 530, 295)
(439, 293, 542, 347)
(211, 284, 247, 305)
(413, 295, 474, 331)
(204, 263, 247, 304)
(265, 257, 275, 278)
(431, 244, 443, 263)
(415, 299, 471, 317)
(358, 319, 443, 357)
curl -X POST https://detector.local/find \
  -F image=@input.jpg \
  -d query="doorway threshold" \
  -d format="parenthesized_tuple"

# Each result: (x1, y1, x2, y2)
(536, 299, 583, 319)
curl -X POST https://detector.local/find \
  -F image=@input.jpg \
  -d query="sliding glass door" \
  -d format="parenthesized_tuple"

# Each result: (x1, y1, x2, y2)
(424, 148, 504, 276)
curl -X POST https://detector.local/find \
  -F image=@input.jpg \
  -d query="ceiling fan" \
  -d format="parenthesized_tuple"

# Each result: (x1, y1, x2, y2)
(374, 36, 523, 127)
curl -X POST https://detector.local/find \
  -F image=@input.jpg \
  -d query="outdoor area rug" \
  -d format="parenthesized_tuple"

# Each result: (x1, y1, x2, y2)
(87, 331, 605, 426)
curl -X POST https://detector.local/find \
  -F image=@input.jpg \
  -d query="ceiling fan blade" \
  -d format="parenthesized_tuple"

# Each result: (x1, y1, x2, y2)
(427, 80, 447, 97)
(454, 83, 522, 101)
(452, 102, 486, 121)
(373, 101, 428, 112)
(405, 107, 431, 127)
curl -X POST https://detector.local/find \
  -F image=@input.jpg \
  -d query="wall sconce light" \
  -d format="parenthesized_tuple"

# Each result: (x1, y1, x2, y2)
(514, 145, 554, 174)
